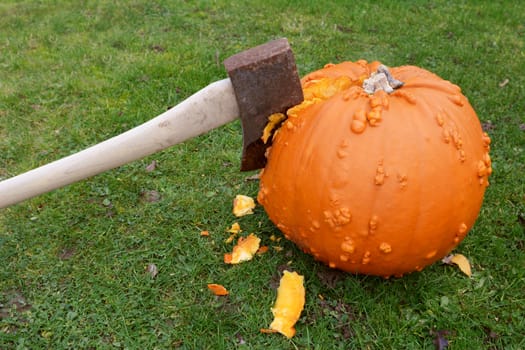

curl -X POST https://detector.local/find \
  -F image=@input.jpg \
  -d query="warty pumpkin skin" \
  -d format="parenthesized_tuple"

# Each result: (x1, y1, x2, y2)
(258, 60, 492, 278)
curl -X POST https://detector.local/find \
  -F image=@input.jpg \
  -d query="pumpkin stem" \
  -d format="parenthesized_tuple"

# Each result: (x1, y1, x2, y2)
(363, 65, 404, 94)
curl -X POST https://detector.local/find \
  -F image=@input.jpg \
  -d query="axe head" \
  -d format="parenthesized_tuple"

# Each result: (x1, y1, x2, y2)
(224, 38, 304, 171)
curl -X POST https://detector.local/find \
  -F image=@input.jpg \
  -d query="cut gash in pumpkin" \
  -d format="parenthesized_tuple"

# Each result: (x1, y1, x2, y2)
(258, 60, 492, 278)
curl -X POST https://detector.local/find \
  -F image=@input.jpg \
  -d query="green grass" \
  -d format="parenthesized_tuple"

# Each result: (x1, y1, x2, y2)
(1, 1, 524, 349)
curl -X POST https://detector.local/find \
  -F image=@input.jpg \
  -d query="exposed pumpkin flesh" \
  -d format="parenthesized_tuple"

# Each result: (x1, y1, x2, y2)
(227, 222, 241, 234)
(266, 270, 305, 338)
(262, 113, 286, 144)
(232, 194, 256, 217)
(224, 233, 261, 264)
(225, 222, 242, 243)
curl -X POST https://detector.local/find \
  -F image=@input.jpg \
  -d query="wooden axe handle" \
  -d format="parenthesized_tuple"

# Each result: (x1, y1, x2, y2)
(0, 79, 239, 208)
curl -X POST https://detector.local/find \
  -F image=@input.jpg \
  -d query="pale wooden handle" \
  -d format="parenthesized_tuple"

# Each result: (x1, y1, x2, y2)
(0, 78, 239, 208)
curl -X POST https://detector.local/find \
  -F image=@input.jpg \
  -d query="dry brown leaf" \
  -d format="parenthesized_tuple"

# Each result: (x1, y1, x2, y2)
(145, 263, 159, 278)
(498, 78, 509, 88)
(431, 329, 451, 350)
(145, 160, 157, 172)
(232, 195, 255, 217)
(207, 283, 229, 296)
(245, 173, 261, 181)
(442, 253, 472, 277)
(140, 190, 161, 203)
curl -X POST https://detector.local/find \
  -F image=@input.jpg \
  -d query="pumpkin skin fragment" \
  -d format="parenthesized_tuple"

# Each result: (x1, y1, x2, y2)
(258, 60, 491, 278)
(207, 283, 229, 296)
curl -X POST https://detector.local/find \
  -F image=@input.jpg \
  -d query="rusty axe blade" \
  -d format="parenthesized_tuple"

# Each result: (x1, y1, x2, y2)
(224, 38, 303, 170)
(0, 38, 303, 208)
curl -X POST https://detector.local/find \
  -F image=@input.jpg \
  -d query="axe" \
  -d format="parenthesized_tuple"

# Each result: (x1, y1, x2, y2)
(0, 38, 303, 208)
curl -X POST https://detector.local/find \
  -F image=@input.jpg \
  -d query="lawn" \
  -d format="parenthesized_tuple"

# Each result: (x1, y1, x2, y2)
(1, 1, 524, 349)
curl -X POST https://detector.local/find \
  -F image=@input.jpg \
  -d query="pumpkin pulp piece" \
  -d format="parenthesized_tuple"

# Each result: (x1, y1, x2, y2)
(268, 270, 305, 338)
(232, 194, 256, 217)
(224, 233, 261, 264)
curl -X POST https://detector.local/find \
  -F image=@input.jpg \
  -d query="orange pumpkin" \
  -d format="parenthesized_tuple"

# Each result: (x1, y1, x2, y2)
(258, 60, 492, 278)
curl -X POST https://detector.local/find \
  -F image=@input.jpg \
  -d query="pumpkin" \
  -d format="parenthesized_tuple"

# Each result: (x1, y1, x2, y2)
(258, 60, 492, 278)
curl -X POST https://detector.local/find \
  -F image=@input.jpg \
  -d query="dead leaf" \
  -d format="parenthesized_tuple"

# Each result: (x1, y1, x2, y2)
(0, 290, 32, 320)
(270, 265, 295, 289)
(145, 263, 159, 278)
(498, 78, 509, 88)
(145, 160, 157, 172)
(483, 326, 500, 346)
(150, 44, 166, 53)
(232, 195, 255, 217)
(224, 233, 261, 264)
(140, 190, 161, 203)
(442, 253, 472, 277)
(481, 121, 495, 131)
(316, 298, 357, 339)
(207, 283, 229, 296)
(235, 333, 246, 345)
(245, 173, 261, 181)
(58, 247, 76, 260)
(431, 329, 451, 350)
(317, 267, 346, 289)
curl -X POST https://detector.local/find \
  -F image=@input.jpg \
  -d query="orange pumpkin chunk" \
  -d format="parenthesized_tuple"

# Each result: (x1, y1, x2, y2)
(207, 283, 229, 296)
(225, 222, 242, 244)
(232, 195, 256, 217)
(224, 233, 261, 264)
(265, 270, 305, 338)
(227, 222, 242, 234)
(257, 245, 269, 255)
